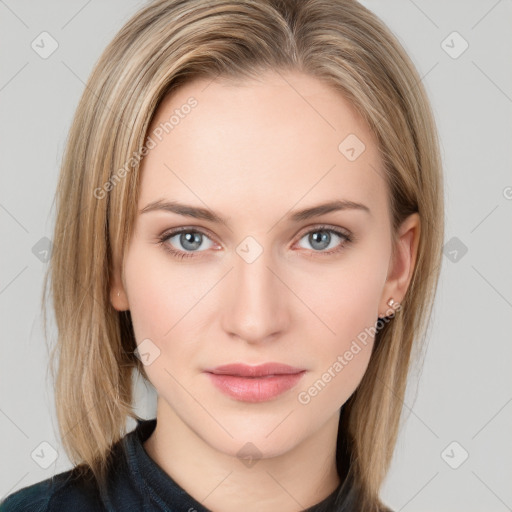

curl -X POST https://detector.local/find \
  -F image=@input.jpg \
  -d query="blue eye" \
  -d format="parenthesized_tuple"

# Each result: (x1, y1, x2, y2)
(158, 229, 215, 259)
(296, 227, 351, 253)
(157, 224, 353, 260)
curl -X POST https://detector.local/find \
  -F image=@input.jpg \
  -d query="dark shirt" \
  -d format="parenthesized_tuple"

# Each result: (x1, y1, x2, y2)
(0, 418, 348, 511)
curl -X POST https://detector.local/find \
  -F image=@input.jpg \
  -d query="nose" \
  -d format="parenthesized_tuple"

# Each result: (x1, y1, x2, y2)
(221, 242, 289, 344)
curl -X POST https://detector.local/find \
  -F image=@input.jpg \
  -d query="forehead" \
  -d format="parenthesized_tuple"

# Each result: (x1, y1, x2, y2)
(138, 70, 387, 220)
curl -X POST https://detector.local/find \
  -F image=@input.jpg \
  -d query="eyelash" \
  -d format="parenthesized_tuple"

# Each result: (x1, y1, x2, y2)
(157, 224, 353, 260)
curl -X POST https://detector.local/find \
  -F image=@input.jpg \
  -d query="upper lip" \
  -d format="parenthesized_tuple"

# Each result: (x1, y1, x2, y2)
(205, 363, 305, 377)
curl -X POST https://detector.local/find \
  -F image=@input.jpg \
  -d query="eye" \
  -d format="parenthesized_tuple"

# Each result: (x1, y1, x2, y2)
(157, 228, 217, 260)
(295, 225, 352, 255)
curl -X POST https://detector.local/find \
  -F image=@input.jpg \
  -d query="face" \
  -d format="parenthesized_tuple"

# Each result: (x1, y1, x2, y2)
(113, 70, 415, 459)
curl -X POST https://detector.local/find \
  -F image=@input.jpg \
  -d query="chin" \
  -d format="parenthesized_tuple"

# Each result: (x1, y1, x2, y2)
(200, 417, 307, 461)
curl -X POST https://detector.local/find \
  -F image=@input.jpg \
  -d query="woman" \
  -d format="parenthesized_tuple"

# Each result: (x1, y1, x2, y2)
(0, 0, 444, 510)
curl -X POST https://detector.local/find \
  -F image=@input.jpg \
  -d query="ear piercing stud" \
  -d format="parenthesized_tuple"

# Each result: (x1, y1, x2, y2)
(379, 297, 401, 319)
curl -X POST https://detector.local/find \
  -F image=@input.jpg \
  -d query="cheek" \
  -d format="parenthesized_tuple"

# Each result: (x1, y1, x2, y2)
(123, 243, 222, 395)
(123, 244, 191, 342)
(293, 254, 385, 408)
(305, 254, 385, 345)
(296, 280, 377, 417)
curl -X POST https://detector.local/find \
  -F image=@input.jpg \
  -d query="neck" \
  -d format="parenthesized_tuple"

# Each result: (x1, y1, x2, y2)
(143, 400, 342, 512)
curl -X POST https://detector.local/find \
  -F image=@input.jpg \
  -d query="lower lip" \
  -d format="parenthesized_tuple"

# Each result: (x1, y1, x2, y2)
(205, 371, 306, 403)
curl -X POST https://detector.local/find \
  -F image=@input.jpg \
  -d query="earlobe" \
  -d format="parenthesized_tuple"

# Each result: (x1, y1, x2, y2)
(111, 287, 130, 311)
(109, 265, 130, 311)
(379, 213, 421, 315)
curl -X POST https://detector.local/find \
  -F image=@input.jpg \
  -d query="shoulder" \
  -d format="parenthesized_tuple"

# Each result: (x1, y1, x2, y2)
(0, 467, 105, 512)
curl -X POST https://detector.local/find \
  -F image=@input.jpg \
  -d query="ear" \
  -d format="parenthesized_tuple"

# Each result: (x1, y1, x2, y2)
(379, 212, 421, 316)
(110, 253, 130, 311)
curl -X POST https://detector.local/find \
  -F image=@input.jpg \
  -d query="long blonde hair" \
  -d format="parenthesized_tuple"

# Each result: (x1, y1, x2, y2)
(43, 0, 444, 509)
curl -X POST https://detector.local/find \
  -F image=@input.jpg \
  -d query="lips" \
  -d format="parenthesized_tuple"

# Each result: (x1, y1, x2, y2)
(204, 363, 306, 402)
(205, 362, 305, 377)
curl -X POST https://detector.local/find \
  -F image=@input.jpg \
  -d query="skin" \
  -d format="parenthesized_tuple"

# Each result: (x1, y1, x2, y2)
(111, 70, 420, 512)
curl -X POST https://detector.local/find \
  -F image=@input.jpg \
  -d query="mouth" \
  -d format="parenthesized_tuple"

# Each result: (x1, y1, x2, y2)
(203, 363, 306, 402)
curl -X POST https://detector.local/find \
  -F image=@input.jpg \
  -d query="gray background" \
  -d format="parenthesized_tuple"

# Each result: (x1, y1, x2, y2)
(1, 1, 511, 510)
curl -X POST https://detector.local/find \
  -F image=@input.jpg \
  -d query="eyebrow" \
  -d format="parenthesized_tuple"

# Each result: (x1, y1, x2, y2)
(139, 199, 371, 225)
